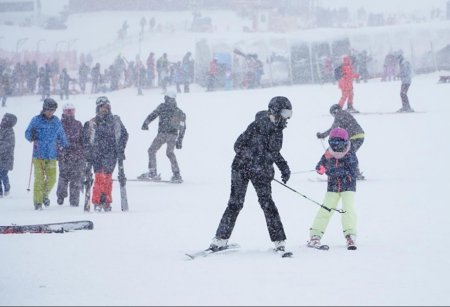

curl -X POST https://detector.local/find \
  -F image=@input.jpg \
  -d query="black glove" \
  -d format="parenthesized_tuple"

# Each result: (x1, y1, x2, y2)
(281, 166, 291, 184)
(141, 123, 149, 130)
(316, 132, 325, 139)
(31, 129, 37, 141)
(175, 139, 182, 149)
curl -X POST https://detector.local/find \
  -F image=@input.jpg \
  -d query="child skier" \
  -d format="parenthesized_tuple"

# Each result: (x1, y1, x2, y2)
(308, 127, 359, 250)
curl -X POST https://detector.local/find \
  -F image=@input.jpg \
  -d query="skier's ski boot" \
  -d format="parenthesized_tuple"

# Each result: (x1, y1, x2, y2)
(57, 197, 64, 205)
(346, 234, 357, 250)
(43, 197, 50, 207)
(307, 235, 322, 248)
(103, 203, 112, 212)
(137, 170, 161, 181)
(209, 237, 228, 252)
(171, 172, 183, 183)
(274, 240, 286, 252)
(34, 203, 43, 210)
(94, 204, 102, 212)
(345, 105, 359, 113)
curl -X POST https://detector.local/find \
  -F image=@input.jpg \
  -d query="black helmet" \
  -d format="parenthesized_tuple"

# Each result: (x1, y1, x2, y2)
(329, 104, 341, 116)
(43, 98, 58, 111)
(268, 96, 292, 128)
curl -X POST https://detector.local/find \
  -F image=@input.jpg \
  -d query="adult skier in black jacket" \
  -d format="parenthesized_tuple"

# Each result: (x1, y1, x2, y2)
(209, 96, 292, 252)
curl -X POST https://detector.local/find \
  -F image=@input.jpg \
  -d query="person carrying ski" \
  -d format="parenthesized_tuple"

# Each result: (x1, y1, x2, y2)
(316, 104, 365, 180)
(208, 96, 292, 253)
(0, 113, 17, 197)
(56, 103, 85, 207)
(83, 96, 128, 212)
(139, 91, 186, 183)
(25, 98, 68, 210)
(337, 56, 359, 113)
(308, 127, 359, 250)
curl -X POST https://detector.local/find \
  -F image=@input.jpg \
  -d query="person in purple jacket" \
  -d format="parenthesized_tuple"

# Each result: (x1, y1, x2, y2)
(56, 103, 85, 207)
(25, 98, 68, 210)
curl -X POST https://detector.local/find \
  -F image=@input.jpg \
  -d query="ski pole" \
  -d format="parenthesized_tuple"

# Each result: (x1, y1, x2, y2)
(26, 147, 34, 192)
(291, 169, 316, 175)
(319, 138, 327, 151)
(273, 178, 346, 213)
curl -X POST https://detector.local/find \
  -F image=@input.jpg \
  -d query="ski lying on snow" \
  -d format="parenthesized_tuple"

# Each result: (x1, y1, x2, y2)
(185, 244, 293, 259)
(0, 220, 94, 234)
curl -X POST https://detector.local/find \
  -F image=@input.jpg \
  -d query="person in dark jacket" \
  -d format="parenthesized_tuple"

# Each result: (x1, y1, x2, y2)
(316, 104, 365, 180)
(56, 103, 85, 207)
(83, 96, 128, 212)
(58, 68, 73, 100)
(0, 113, 17, 197)
(308, 127, 359, 250)
(397, 55, 414, 113)
(25, 98, 68, 210)
(139, 91, 186, 183)
(208, 96, 292, 252)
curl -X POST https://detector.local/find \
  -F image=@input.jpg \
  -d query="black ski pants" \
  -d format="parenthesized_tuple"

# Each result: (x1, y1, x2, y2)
(215, 168, 286, 242)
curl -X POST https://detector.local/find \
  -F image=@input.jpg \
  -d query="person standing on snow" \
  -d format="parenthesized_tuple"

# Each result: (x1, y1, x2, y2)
(397, 54, 414, 113)
(208, 96, 292, 253)
(308, 127, 359, 250)
(0, 113, 17, 197)
(316, 104, 365, 180)
(83, 96, 128, 212)
(25, 98, 68, 210)
(139, 91, 186, 183)
(337, 56, 359, 113)
(56, 103, 85, 207)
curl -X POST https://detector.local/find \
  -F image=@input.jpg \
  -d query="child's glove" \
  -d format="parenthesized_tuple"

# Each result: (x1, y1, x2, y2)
(317, 165, 326, 175)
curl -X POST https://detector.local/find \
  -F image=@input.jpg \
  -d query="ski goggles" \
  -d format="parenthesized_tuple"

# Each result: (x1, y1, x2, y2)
(280, 109, 293, 119)
(96, 96, 110, 106)
(63, 108, 75, 115)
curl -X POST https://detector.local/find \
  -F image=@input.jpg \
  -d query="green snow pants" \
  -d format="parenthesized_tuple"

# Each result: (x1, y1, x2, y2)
(309, 191, 357, 238)
(33, 159, 57, 205)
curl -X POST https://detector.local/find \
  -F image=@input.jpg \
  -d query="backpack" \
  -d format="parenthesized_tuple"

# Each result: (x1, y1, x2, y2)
(334, 65, 343, 80)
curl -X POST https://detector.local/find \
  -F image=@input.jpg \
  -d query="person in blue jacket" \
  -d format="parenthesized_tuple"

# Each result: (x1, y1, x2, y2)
(25, 98, 68, 210)
(307, 127, 359, 250)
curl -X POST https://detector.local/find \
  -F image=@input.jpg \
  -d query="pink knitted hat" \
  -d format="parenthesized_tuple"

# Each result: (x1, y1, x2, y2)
(329, 127, 348, 140)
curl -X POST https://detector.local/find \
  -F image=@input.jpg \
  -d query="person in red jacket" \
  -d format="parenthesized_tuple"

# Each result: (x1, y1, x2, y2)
(338, 56, 359, 113)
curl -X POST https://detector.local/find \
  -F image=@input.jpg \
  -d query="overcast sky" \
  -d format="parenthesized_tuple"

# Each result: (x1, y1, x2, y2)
(316, 0, 448, 14)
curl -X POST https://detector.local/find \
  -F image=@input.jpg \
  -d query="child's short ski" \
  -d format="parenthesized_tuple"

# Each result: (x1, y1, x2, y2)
(307, 244, 330, 250)
(185, 243, 240, 259)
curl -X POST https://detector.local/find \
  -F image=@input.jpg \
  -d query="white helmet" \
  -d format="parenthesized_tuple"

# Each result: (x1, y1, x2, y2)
(63, 102, 75, 111)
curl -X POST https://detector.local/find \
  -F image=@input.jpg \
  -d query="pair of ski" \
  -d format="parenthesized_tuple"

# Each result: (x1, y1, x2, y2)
(185, 244, 293, 260)
(83, 159, 128, 212)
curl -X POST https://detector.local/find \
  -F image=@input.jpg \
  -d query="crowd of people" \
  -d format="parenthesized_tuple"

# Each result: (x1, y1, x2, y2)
(0, 45, 418, 252)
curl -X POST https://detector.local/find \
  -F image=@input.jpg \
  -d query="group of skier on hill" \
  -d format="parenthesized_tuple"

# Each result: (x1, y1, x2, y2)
(0, 51, 418, 252)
